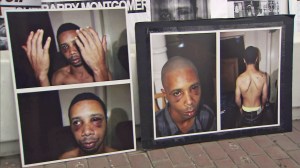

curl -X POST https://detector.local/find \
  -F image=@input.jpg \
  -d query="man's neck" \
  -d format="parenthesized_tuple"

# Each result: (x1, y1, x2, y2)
(246, 64, 257, 71)
(169, 108, 195, 133)
(79, 144, 105, 156)
(70, 65, 91, 77)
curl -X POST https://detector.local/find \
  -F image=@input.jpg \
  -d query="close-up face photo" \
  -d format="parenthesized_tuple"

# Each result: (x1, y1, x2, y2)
(162, 66, 201, 120)
(58, 30, 82, 67)
(151, 32, 217, 138)
(69, 99, 107, 155)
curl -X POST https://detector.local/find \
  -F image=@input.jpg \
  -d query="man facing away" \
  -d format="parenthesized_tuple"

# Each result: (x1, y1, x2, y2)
(235, 46, 268, 127)
(156, 56, 216, 137)
(22, 23, 112, 86)
(59, 92, 115, 159)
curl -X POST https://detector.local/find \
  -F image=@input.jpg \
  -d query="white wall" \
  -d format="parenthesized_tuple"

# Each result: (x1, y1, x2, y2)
(106, 84, 132, 120)
(292, 33, 300, 108)
(102, 9, 128, 80)
(244, 30, 270, 73)
(0, 51, 18, 142)
(0, 51, 20, 156)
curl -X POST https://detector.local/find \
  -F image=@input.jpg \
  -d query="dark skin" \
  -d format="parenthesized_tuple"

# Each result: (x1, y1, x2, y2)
(22, 27, 112, 86)
(59, 100, 115, 159)
(161, 56, 201, 133)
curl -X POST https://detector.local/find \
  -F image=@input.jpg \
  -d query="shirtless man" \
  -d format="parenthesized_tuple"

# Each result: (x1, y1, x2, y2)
(235, 46, 268, 127)
(59, 92, 116, 159)
(156, 56, 216, 137)
(22, 23, 111, 86)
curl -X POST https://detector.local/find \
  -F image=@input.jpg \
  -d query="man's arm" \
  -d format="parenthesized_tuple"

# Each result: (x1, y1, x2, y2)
(74, 27, 111, 81)
(22, 29, 51, 86)
(235, 78, 242, 113)
(261, 74, 268, 108)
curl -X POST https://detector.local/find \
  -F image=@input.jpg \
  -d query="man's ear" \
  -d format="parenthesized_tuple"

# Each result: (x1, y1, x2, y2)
(243, 59, 246, 64)
(161, 89, 166, 95)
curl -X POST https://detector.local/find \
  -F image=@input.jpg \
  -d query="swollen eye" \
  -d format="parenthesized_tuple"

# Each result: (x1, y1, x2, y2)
(91, 117, 102, 122)
(191, 84, 200, 90)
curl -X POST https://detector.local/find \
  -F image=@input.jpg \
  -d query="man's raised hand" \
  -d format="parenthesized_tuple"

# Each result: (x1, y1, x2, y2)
(74, 27, 110, 81)
(22, 29, 51, 86)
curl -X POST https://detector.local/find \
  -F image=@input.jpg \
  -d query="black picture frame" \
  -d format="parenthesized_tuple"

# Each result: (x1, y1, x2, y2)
(135, 15, 294, 149)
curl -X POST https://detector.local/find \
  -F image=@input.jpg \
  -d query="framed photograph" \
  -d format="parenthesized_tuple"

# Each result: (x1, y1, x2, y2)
(5, 8, 136, 167)
(135, 15, 294, 149)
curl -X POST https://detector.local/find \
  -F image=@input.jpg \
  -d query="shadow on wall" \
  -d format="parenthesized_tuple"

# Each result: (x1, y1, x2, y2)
(107, 108, 133, 150)
(112, 29, 129, 80)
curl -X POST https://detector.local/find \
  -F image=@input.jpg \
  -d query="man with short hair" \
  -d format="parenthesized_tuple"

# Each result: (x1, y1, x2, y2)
(59, 92, 115, 159)
(235, 46, 268, 127)
(156, 56, 216, 137)
(22, 23, 112, 86)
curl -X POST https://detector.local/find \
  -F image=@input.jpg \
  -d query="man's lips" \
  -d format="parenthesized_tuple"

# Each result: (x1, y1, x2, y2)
(82, 140, 97, 149)
(184, 109, 196, 116)
(69, 55, 81, 64)
(72, 58, 80, 64)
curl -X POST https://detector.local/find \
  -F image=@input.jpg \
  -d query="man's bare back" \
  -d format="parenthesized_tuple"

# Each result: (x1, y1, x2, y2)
(235, 66, 268, 110)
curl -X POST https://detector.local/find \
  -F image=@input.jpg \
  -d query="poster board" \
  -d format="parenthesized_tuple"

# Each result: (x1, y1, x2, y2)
(4, 0, 150, 165)
(135, 15, 294, 149)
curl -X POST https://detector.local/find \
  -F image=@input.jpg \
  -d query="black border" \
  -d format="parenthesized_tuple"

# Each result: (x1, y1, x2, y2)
(135, 15, 294, 149)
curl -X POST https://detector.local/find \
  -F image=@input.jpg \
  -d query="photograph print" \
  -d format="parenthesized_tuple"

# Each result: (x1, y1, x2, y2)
(220, 28, 281, 130)
(151, 32, 217, 139)
(0, 17, 8, 50)
(6, 8, 129, 89)
(229, 0, 282, 18)
(16, 84, 134, 166)
(150, 0, 209, 21)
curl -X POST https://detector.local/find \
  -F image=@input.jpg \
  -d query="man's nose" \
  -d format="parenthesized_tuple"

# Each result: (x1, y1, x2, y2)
(82, 124, 94, 137)
(184, 92, 193, 106)
(69, 44, 78, 54)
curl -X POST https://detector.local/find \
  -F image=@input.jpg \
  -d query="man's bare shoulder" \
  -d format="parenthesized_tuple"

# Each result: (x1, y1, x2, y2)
(257, 71, 267, 79)
(251, 70, 267, 83)
(104, 146, 117, 153)
(236, 72, 248, 84)
(53, 66, 71, 76)
(59, 148, 80, 159)
(51, 66, 71, 85)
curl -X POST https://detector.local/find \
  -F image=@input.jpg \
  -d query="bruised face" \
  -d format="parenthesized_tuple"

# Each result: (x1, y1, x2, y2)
(58, 30, 83, 67)
(162, 67, 201, 121)
(69, 100, 106, 155)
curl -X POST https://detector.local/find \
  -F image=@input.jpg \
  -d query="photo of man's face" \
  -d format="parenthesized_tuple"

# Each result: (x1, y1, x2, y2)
(69, 99, 107, 154)
(58, 30, 83, 67)
(162, 65, 201, 121)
